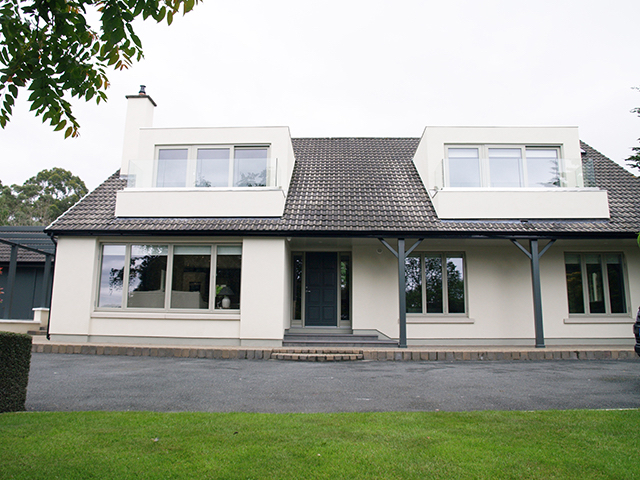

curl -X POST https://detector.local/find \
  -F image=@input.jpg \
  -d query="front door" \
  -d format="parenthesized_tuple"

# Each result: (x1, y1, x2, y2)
(305, 252, 338, 327)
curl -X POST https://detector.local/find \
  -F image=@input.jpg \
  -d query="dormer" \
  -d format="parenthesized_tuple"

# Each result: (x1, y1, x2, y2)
(115, 90, 295, 218)
(412, 126, 610, 220)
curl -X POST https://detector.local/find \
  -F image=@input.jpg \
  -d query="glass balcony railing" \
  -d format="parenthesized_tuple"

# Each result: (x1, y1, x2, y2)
(123, 157, 279, 189)
(431, 158, 595, 190)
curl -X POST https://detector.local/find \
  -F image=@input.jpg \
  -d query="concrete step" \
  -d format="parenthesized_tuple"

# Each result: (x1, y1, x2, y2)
(27, 327, 47, 336)
(283, 333, 397, 348)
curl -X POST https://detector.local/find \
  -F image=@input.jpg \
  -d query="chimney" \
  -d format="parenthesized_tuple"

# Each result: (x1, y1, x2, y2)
(120, 86, 157, 176)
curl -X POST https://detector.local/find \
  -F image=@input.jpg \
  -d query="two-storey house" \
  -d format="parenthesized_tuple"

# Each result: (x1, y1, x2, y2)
(45, 91, 640, 348)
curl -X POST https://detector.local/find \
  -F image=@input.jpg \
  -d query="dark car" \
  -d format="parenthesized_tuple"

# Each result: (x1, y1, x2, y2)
(634, 307, 640, 357)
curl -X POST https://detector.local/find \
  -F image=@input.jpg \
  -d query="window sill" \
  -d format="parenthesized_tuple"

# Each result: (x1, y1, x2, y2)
(564, 315, 634, 324)
(92, 310, 241, 321)
(407, 315, 474, 324)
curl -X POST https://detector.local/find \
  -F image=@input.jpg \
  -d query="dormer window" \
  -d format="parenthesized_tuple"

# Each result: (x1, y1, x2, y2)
(447, 145, 561, 188)
(155, 145, 269, 188)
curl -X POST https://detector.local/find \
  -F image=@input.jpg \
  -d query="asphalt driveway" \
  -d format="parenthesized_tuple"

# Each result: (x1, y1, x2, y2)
(26, 353, 640, 413)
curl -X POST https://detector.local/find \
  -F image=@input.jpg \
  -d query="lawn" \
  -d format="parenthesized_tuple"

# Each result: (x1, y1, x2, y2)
(0, 409, 638, 479)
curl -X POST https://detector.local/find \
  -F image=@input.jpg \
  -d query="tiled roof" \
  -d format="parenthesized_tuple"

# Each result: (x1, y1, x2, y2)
(0, 243, 46, 263)
(47, 139, 640, 238)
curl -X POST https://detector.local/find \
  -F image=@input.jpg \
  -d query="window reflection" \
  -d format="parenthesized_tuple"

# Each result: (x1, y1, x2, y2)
(98, 245, 126, 308)
(234, 148, 268, 187)
(171, 246, 211, 309)
(127, 245, 168, 308)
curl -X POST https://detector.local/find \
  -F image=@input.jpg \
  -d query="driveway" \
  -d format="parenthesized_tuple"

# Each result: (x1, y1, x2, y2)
(26, 353, 640, 413)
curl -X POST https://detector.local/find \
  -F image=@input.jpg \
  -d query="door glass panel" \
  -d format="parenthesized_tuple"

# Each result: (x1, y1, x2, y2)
(98, 245, 126, 308)
(340, 255, 351, 320)
(156, 149, 188, 187)
(446, 255, 465, 313)
(292, 254, 303, 320)
(127, 245, 168, 308)
(489, 148, 523, 187)
(448, 148, 481, 187)
(405, 255, 422, 313)
(215, 247, 241, 309)
(171, 246, 211, 309)
(585, 254, 605, 314)
(424, 254, 443, 313)
(526, 149, 560, 187)
(196, 148, 230, 187)
(234, 148, 268, 187)
(606, 254, 626, 313)
(564, 254, 585, 314)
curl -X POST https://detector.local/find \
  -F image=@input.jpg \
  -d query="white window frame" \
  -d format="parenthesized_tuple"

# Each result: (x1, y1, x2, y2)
(154, 145, 270, 188)
(96, 243, 242, 312)
(564, 252, 630, 317)
(406, 252, 468, 316)
(445, 145, 563, 188)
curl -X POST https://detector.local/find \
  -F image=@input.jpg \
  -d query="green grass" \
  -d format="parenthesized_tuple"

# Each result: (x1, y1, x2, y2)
(1, 410, 638, 479)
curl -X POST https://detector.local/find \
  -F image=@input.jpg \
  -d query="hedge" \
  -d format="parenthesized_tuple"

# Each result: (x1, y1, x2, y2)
(0, 332, 33, 413)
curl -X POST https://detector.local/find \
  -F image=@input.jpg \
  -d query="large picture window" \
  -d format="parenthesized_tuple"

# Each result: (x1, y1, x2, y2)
(565, 253, 627, 315)
(405, 253, 466, 314)
(447, 146, 561, 188)
(155, 145, 269, 188)
(97, 244, 241, 311)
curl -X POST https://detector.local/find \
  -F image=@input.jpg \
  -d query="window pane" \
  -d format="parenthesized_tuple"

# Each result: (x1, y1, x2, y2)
(340, 255, 351, 320)
(216, 253, 241, 309)
(196, 148, 230, 187)
(127, 245, 168, 308)
(565, 254, 585, 314)
(157, 149, 188, 187)
(489, 148, 523, 187)
(446, 255, 465, 313)
(405, 255, 422, 313)
(606, 254, 626, 314)
(448, 148, 481, 187)
(526, 149, 560, 187)
(424, 255, 443, 313)
(293, 254, 303, 320)
(98, 245, 126, 308)
(585, 254, 605, 314)
(171, 248, 211, 309)
(234, 148, 268, 187)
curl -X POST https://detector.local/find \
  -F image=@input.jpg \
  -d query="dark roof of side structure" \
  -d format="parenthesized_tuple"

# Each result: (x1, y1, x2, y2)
(46, 139, 640, 238)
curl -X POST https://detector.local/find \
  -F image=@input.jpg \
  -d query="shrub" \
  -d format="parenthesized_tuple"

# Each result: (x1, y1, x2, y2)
(0, 332, 32, 413)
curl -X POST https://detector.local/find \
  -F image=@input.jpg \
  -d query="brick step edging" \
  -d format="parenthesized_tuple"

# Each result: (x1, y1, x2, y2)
(31, 344, 639, 361)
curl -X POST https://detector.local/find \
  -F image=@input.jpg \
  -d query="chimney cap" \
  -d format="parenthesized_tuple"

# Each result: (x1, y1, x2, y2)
(125, 85, 157, 106)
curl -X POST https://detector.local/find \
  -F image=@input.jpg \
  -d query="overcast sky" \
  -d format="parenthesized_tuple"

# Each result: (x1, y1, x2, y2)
(2, 0, 640, 190)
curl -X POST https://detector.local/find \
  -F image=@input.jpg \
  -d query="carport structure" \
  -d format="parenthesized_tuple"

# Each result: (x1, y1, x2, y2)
(0, 227, 55, 320)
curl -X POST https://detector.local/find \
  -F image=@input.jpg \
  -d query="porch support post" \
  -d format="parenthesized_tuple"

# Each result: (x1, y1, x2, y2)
(2, 244, 18, 319)
(397, 239, 407, 348)
(511, 238, 556, 349)
(379, 238, 423, 349)
(40, 254, 53, 308)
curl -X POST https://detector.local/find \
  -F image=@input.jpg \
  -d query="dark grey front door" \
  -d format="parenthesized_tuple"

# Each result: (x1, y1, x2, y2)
(305, 252, 338, 327)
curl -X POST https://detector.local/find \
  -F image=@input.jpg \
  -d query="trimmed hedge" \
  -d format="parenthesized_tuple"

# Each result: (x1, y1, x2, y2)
(0, 332, 32, 413)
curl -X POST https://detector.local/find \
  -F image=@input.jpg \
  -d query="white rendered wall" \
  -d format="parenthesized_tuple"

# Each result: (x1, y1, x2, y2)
(115, 188, 286, 217)
(430, 189, 610, 219)
(238, 238, 288, 346)
(350, 238, 638, 346)
(49, 237, 97, 337)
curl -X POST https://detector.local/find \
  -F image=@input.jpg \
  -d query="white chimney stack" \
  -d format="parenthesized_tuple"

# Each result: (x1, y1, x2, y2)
(120, 86, 156, 175)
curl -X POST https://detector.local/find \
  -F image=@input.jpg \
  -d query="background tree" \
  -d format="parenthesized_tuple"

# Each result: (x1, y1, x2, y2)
(0, 167, 87, 225)
(0, 0, 200, 138)
(627, 87, 640, 171)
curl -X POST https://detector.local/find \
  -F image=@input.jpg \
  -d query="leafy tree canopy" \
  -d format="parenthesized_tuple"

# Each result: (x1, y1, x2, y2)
(0, 167, 88, 225)
(0, 0, 200, 138)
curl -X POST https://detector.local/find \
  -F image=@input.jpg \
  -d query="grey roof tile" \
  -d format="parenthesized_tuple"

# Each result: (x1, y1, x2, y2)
(47, 138, 640, 238)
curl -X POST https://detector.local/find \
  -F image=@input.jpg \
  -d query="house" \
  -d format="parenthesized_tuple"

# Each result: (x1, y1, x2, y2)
(0, 227, 55, 333)
(45, 90, 640, 348)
